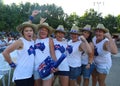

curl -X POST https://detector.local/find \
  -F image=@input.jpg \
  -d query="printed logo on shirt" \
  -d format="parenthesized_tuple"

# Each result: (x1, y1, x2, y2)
(94, 46, 98, 56)
(66, 45, 73, 54)
(28, 45, 35, 56)
(54, 44, 65, 53)
(34, 42, 45, 52)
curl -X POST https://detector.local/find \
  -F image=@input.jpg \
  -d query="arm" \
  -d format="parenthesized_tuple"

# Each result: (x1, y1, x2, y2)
(49, 37, 57, 61)
(88, 42, 94, 64)
(28, 10, 40, 23)
(2, 39, 23, 64)
(79, 36, 92, 54)
(39, 18, 47, 24)
(104, 33, 118, 54)
(85, 42, 94, 69)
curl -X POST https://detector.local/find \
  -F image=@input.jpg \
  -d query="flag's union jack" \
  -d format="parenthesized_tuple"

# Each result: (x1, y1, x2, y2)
(28, 46, 35, 55)
(38, 62, 46, 71)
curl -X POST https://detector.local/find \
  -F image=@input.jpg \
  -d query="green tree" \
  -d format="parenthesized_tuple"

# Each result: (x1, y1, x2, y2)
(78, 9, 103, 28)
(103, 14, 117, 33)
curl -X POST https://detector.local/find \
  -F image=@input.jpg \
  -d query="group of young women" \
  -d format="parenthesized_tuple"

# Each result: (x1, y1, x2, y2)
(2, 10, 118, 86)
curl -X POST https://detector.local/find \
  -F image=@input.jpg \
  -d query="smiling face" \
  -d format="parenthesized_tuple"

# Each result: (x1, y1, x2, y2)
(39, 27, 49, 39)
(23, 27, 34, 41)
(55, 31, 65, 41)
(70, 33, 79, 42)
(95, 29, 105, 42)
(82, 30, 91, 39)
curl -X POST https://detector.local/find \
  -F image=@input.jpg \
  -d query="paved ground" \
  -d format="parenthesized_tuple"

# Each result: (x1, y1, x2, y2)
(105, 48, 120, 86)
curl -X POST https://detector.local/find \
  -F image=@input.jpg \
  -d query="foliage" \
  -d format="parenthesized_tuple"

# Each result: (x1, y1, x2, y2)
(0, 2, 120, 34)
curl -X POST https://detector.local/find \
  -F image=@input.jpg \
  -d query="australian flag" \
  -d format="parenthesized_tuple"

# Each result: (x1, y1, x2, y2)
(38, 54, 66, 79)
(34, 43, 45, 52)
(28, 46, 35, 56)
(66, 45, 73, 54)
(54, 44, 65, 53)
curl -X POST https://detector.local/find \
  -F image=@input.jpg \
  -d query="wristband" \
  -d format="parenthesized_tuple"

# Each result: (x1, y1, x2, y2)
(9, 62, 16, 68)
(29, 16, 34, 21)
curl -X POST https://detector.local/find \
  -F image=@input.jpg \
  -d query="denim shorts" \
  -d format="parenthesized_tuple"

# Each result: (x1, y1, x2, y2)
(34, 70, 54, 80)
(54, 71, 69, 76)
(69, 66, 81, 80)
(96, 67, 110, 74)
(81, 63, 95, 78)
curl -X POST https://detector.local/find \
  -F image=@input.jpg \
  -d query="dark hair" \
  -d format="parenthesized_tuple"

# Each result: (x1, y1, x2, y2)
(86, 32, 92, 43)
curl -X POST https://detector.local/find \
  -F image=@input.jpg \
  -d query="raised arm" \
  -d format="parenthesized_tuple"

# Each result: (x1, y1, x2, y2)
(104, 33, 118, 54)
(28, 10, 40, 23)
(79, 36, 92, 54)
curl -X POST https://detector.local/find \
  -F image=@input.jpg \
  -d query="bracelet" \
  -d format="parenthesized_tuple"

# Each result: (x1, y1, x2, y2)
(29, 16, 34, 21)
(9, 62, 16, 68)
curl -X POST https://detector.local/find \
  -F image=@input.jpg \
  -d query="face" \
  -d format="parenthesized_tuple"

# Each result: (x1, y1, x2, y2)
(95, 29, 105, 41)
(39, 27, 49, 39)
(82, 30, 90, 39)
(55, 31, 65, 41)
(70, 33, 79, 42)
(23, 27, 34, 41)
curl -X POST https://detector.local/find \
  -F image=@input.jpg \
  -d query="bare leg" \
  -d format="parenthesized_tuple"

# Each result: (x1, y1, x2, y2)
(83, 78, 89, 86)
(98, 73, 106, 86)
(59, 76, 69, 86)
(92, 69, 98, 86)
(77, 76, 81, 86)
(42, 78, 53, 86)
(34, 79, 42, 86)
(69, 79, 76, 86)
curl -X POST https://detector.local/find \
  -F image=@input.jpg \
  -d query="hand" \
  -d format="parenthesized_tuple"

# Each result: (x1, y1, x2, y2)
(51, 67, 58, 73)
(40, 17, 47, 24)
(86, 64, 90, 69)
(104, 33, 112, 39)
(31, 10, 40, 17)
(80, 36, 87, 42)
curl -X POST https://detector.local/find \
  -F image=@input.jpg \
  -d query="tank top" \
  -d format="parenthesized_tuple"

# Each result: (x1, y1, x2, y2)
(67, 40, 82, 67)
(34, 38, 50, 71)
(81, 52, 89, 65)
(53, 39, 69, 71)
(13, 37, 35, 81)
(92, 36, 112, 69)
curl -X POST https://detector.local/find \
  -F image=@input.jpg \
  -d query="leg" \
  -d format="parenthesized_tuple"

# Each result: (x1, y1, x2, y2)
(98, 73, 106, 86)
(83, 78, 89, 86)
(34, 70, 42, 86)
(92, 69, 98, 86)
(69, 79, 76, 86)
(34, 79, 42, 86)
(59, 76, 69, 86)
(42, 78, 53, 86)
(76, 76, 81, 86)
